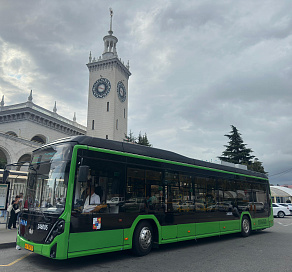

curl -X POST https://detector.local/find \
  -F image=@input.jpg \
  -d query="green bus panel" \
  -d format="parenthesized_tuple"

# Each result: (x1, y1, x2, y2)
(161, 225, 177, 240)
(68, 229, 123, 253)
(219, 220, 240, 232)
(196, 221, 220, 236)
(252, 218, 270, 230)
(177, 223, 195, 238)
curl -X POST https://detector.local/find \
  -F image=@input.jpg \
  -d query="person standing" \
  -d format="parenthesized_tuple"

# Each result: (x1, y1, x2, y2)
(8, 195, 20, 229)
(17, 192, 24, 221)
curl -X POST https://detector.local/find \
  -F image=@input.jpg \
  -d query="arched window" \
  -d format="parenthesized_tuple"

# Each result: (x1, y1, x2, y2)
(5, 131, 17, 137)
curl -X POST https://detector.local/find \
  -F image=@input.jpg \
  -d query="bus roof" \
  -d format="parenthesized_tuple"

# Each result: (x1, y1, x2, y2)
(38, 135, 268, 180)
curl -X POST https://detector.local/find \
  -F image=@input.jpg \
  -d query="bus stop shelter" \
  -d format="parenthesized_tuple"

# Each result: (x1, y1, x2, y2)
(0, 169, 28, 228)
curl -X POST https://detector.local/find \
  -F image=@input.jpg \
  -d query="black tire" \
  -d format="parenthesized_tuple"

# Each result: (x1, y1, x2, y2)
(278, 211, 285, 218)
(241, 215, 251, 237)
(132, 221, 153, 256)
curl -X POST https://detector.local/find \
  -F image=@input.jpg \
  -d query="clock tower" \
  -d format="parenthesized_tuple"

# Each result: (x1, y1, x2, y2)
(86, 9, 131, 141)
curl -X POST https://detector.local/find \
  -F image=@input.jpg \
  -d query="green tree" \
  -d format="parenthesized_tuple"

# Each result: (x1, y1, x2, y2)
(124, 130, 136, 143)
(218, 125, 255, 164)
(124, 131, 152, 147)
(219, 125, 267, 174)
(137, 132, 152, 147)
(246, 158, 267, 174)
(0, 158, 7, 169)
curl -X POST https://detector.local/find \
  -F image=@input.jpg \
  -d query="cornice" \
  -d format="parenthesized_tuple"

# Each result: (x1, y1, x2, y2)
(0, 107, 86, 136)
(87, 57, 131, 78)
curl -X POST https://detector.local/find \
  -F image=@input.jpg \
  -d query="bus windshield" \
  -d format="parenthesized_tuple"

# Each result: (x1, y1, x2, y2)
(24, 143, 72, 214)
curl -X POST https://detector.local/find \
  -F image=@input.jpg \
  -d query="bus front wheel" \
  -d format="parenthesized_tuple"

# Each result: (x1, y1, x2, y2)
(132, 221, 153, 256)
(241, 216, 251, 237)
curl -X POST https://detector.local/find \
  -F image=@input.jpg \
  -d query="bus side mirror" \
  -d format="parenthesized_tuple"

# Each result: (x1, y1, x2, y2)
(2, 169, 10, 183)
(77, 166, 89, 182)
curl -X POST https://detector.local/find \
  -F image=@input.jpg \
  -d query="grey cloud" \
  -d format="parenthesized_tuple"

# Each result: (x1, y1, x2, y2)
(0, 0, 292, 184)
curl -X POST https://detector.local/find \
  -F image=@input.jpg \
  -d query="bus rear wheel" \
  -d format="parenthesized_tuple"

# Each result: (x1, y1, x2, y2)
(132, 221, 153, 256)
(241, 216, 251, 237)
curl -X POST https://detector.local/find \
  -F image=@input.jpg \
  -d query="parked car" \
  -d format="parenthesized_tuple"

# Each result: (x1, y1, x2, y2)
(278, 203, 292, 214)
(272, 203, 290, 218)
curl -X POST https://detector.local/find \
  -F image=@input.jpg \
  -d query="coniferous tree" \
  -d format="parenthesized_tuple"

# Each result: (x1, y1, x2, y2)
(124, 130, 136, 143)
(246, 158, 267, 174)
(137, 132, 151, 147)
(219, 126, 267, 174)
(218, 125, 255, 164)
(124, 131, 152, 147)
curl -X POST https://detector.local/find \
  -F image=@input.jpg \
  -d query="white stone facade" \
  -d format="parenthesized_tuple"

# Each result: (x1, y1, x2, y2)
(86, 58, 130, 141)
(0, 99, 86, 168)
(0, 11, 130, 170)
(0, 132, 41, 166)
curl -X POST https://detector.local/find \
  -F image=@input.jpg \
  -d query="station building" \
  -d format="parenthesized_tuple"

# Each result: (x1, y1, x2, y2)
(0, 11, 130, 173)
(0, 12, 130, 205)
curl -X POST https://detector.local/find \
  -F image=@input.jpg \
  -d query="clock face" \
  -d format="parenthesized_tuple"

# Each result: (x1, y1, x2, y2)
(92, 78, 111, 98)
(117, 81, 126, 102)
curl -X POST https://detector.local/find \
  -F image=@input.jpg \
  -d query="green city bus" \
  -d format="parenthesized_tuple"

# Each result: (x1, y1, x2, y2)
(16, 136, 273, 259)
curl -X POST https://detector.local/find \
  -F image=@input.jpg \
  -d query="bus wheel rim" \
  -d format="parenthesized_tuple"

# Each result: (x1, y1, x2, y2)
(139, 227, 152, 250)
(243, 218, 249, 233)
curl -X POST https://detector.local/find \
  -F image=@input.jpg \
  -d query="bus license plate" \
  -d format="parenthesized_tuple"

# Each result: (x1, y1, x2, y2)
(25, 243, 34, 252)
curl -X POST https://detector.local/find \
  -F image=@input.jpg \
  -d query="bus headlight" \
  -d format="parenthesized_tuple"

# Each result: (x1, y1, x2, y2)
(45, 219, 65, 244)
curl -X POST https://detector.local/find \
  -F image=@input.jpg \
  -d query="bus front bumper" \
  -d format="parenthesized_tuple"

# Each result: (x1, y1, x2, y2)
(17, 234, 67, 260)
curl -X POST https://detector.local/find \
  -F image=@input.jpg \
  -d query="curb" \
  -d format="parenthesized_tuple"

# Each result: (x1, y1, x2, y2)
(0, 242, 16, 249)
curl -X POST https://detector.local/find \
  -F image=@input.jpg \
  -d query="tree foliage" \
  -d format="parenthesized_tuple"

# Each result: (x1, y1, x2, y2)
(124, 130, 152, 147)
(124, 130, 136, 143)
(137, 132, 151, 147)
(218, 125, 255, 164)
(0, 158, 7, 169)
(218, 125, 267, 174)
(246, 158, 267, 174)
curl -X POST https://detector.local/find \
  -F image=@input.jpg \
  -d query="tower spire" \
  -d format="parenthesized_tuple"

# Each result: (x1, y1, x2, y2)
(89, 51, 92, 63)
(102, 8, 118, 59)
(53, 101, 57, 113)
(28, 90, 33, 102)
(0, 95, 4, 108)
(109, 8, 113, 35)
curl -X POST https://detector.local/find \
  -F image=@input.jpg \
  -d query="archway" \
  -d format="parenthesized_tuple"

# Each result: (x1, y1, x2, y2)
(31, 134, 46, 144)
(16, 154, 32, 171)
(0, 148, 8, 169)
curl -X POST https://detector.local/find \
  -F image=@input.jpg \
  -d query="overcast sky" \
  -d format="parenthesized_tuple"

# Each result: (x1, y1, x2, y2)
(0, 0, 291, 185)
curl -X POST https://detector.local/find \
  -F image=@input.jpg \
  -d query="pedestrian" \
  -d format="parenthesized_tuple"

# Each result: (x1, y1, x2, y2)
(19, 193, 23, 207)
(17, 192, 24, 222)
(8, 195, 20, 229)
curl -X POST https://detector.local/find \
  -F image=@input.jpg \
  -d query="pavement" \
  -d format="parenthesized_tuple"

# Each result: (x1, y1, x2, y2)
(0, 216, 17, 249)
